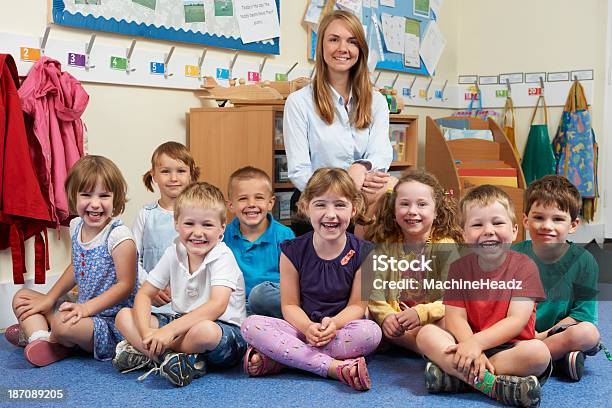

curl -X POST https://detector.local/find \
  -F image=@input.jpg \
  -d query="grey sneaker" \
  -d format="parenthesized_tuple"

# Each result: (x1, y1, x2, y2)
(138, 351, 207, 387)
(495, 375, 541, 407)
(424, 361, 469, 393)
(112, 340, 153, 373)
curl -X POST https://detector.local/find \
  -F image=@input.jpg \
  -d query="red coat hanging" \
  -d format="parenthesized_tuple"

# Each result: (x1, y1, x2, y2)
(0, 54, 51, 284)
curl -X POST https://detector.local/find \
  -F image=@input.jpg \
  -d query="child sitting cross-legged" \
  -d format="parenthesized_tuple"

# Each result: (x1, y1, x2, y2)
(366, 170, 462, 353)
(513, 175, 603, 381)
(7, 156, 137, 367)
(240, 168, 382, 391)
(416, 185, 552, 408)
(113, 182, 247, 387)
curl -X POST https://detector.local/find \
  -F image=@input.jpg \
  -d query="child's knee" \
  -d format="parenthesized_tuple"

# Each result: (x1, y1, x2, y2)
(573, 322, 600, 350)
(188, 320, 222, 346)
(49, 315, 71, 340)
(114, 307, 132, 329)
(12, 289, 33, 311)
(240, 314, 264, 337)
(347, 319, 382, 346)
(519, 340, 551, 371)
(416, 324, 442, 351)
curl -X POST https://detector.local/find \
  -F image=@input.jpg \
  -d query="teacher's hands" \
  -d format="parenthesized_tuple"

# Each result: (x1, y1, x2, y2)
(362, 171, 390, 195)
(347, 163, 369, 190)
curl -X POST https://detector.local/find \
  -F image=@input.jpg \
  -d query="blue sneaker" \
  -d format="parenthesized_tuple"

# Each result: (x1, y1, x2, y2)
(139, 351, 207, 387)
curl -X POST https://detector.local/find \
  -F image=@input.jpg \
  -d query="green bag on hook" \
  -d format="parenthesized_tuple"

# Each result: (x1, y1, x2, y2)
(522, 95, 555, 185)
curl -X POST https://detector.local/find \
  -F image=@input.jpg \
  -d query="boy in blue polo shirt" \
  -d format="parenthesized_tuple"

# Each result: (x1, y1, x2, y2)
(224, 166, 295, 318)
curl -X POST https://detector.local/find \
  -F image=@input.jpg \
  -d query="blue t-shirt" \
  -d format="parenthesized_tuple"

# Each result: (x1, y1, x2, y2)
(224, 213, 295, 294)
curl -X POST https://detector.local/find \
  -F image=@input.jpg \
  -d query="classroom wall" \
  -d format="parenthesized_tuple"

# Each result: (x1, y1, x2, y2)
(456, 0, 608, 214)
(0, 0, 460, 289)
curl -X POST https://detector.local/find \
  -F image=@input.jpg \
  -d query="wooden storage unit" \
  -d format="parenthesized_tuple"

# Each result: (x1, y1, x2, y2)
(189, 105, 279, 198)
(425, 116, 527, 240)
(188, 106, 419, 224)
(388, 114, 418, 172)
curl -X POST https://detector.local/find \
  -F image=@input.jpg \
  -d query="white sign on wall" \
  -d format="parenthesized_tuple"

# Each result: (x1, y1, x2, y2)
(235, 0, 280, 43)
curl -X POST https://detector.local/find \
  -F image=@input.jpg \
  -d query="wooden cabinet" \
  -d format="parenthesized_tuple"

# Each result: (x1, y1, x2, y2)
(189, 105, 279, 199)
(188, 106, 419, 223)
(388, 114, 418, 171)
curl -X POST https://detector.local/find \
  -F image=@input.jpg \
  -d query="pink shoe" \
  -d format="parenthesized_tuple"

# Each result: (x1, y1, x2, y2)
(24, 339, 71, 367)
(4, 324, 26, 347)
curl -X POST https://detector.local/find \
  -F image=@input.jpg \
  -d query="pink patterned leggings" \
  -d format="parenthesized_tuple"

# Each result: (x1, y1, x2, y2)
(241, 315, 382, 377)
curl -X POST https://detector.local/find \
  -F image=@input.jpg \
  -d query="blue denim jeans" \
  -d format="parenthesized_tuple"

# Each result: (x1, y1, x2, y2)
(153, 313, 246, 368)
(248, 281, 282, 318)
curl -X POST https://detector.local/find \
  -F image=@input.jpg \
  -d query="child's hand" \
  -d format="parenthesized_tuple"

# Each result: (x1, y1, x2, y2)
(396, 307, 420, 331)
(305, 322, 323, 346)
(535, 330, 548, 340)
(470, 353, 495, 384)
(58, 302, 90, 325)
(14, 292, 54, 321)
(445, 338, 483, 379)
(315, 317, 337, 347)
(142, 326, 175, 357)
(152, 287, 172, 307)
(381, 314, 404, 338)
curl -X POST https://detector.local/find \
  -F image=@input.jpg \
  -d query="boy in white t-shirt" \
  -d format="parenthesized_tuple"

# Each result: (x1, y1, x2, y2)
(113, 182, 247, 387)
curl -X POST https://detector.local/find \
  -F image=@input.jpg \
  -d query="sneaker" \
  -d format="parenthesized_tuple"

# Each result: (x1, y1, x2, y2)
(24, 339, 71, 367)
(4, 324, 27, 347)
(424, 361, 469, 393)
(138, 351, 207, 387)
(554, 351, 585, 381)
(494, 374, 541, 407)
(112, 340, 153, 373)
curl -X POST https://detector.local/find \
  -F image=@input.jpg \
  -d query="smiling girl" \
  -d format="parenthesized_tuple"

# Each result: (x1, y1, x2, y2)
(9, 155, 137, 367)
(366, 170, 462, 353)
(240, 168, 382, 391)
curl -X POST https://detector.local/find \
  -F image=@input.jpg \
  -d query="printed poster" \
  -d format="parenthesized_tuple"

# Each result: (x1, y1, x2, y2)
(404, 18, 420, 68)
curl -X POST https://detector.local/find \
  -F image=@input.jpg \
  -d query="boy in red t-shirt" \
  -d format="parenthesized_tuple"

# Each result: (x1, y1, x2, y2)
(416, 185, 551, 408)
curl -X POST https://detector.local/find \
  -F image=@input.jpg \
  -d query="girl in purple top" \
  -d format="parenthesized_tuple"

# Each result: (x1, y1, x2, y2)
(240, 168, 382, 391)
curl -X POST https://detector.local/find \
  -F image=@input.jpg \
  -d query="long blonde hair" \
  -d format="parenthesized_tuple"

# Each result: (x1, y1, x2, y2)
(313, 10, 373, 129)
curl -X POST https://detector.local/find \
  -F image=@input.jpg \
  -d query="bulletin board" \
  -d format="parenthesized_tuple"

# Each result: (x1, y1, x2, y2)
(50, 0, 280, 55)
(310, 0, 439, 75)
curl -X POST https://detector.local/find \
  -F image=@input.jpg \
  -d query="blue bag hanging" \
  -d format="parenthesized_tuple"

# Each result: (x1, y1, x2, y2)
(552, 80, 598, 221)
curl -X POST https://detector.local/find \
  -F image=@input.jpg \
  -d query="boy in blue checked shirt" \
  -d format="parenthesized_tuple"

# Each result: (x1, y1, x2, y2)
(224, 167, 295, 318)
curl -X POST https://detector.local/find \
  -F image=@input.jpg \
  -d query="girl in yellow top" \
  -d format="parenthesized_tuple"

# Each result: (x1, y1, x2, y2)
(365, 170, 462, 352)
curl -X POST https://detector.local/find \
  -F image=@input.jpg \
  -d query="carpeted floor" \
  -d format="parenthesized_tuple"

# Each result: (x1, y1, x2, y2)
(1, 302, 611, 408)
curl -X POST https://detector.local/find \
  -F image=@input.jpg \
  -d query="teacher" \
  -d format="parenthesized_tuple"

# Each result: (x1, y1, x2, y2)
(283, 10, 393, 216)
